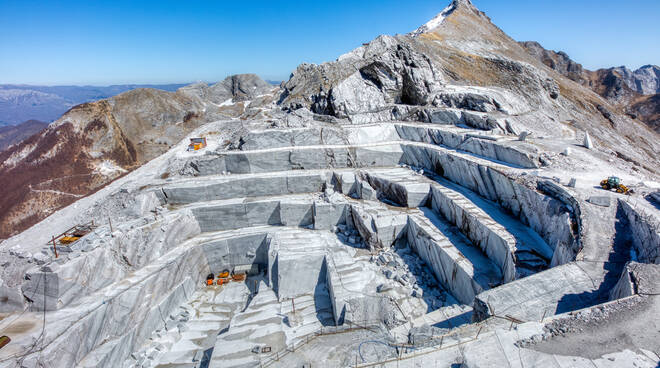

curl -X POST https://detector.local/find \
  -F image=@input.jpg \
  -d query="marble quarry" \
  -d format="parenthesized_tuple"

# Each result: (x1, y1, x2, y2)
(1, 0, 659, 364)
(1, 113, 657, 368)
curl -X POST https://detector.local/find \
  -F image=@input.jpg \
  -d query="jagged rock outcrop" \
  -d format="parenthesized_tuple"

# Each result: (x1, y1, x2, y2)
(629, 93, 660, 133)
(180, 73, 274, 104)
(279, 34, 445, 122)
(518, 41, 589, 86)
(519, 42, 660, 96)
(519, 41, 660, 133)
(610, 65, 660, 95)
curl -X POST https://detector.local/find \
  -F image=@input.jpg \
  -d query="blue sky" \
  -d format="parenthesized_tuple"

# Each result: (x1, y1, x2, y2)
(1, 0, 658, 85)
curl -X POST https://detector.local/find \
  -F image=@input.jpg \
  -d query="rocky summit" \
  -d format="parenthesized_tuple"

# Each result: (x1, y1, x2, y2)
(0, 1, 659, 367)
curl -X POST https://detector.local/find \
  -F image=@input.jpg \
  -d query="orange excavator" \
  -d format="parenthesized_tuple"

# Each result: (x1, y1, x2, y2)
(217, 270, 230, 285)
(205, 269, 247, 286)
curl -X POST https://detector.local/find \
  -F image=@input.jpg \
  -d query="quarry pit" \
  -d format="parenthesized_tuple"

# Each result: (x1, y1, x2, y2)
(1, 119, 658, 368)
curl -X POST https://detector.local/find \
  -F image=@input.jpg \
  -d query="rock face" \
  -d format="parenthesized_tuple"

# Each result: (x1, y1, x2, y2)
(276, 0, 660, 175)
(3, 2, 659, 242)
(519, 42, 660, 96)
(611, 65, 660, 95)
(519, 41, 660, 133)
(629, 93, 660, 133)
(518, 41, 589, 86)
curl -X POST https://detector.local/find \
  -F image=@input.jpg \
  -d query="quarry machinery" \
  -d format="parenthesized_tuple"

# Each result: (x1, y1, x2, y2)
(0, 336, 10, 350)
(206, 269, 244, 286)
(187, 137, 207, 151)
(600, 176, 631, 194)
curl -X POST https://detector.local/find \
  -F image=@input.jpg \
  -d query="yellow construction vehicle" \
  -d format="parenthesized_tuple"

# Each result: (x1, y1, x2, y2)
(0, 336, 10, 350)
(59, 236, 80, 244)
(216, 270, 230, 285)
(187, 137, 207, 151)
(600, 176, 630, 194)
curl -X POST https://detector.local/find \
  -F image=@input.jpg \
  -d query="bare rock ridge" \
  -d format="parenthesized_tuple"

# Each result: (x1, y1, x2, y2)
(630, 93, 660, 132)
(518, 41, 590, 86)
(519, 41, 660, 96)
(0, 2, 659, 367)
(519, 41, 660, 132)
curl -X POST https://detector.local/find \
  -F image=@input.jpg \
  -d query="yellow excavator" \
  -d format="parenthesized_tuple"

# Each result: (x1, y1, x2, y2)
(600, 176, 631, 195)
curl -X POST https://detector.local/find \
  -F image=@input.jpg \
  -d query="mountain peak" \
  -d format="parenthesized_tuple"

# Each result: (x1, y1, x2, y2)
(410, 0, 479, 37)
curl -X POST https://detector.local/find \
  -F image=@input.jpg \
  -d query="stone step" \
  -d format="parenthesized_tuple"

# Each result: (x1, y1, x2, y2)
(390, 303, 474, 341)
(158, 339, 202, 359)
(361, 169, 431, 208)
(408, 209, 502, 305)
(472, 262, 603, 322)
(160, 170, 328, 205)
(394, 122, 540, 168)
(428, 176, 553, 281)
(179, 319, 224, 331)
(182, 142, 405, 177)
(220, 318, 283, 341)
(359, 168, 549, 282)
(179, 331, 211, 341)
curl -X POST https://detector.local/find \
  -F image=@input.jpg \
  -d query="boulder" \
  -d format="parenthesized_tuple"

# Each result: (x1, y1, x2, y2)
(588, 196, 611, 207)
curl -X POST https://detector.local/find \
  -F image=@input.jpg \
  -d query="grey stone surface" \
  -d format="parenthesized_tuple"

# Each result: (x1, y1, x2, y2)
(313, 201, 348, 230)
(588, 196, 611, 207)
(610, 262, 660, 300)
(363, 170, 430, 208)
(351, 204, 408, 250)
(359, 179, 378, 201)
(473, 262, 600, 322)
(618, 200, 660, 264)
(407, 211, 498, 304)
(21, 212, 201, 311)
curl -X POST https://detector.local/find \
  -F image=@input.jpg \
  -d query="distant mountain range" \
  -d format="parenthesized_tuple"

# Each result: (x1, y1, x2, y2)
(0, 119, 48, 151)
(0, 84, 188, 125)
(519, 41, 660, 132)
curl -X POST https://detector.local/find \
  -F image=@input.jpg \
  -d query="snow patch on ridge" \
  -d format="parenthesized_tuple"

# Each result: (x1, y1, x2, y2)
(410, 0, 458, 37)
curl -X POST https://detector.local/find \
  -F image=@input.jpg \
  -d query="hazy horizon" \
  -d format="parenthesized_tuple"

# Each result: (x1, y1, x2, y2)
(1, 0, 659, 86)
